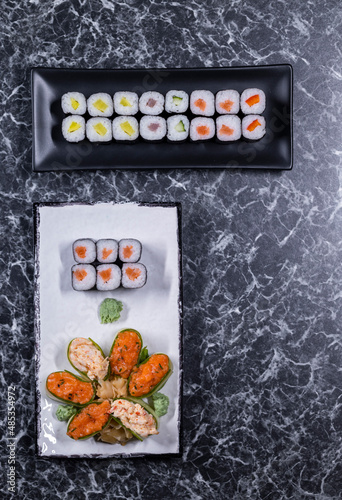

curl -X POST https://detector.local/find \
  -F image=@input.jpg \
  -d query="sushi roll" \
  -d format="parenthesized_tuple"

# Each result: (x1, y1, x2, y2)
(216, 115, 241, 142)
(61, 92, 86, 115)
(72, 264, 96, 291)
(112, 116, 139, 141)
(96, 264, 121, 291)
(215, 90, 240, 115)
(73, 239, 96, 263)
(139, 92, 164, 115)
(167, 115, 189, 142)
(140, 116, 166, 141)
(240, 88, 266, 115)
(62, 116, 85, 143)
(121, 263, 147, 289)
(190, 117, 215, 141)
(87, 93, 113, 117)
(119, 239, 142, 263)
(165, 90, 189, 113)
(242, 115, 266, 140)
(96, 239, 118, 264)
(113, 92, 139, 116)
(190, 90, 215, 116)
(86, 118, 112, 142)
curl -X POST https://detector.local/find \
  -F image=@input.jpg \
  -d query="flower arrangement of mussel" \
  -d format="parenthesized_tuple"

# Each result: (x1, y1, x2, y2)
(46, 329, 172, 444)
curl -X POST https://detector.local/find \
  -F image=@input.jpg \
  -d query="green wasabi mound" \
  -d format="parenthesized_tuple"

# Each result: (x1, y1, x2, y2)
(99, 298, 123, 324)
(56, 405, 77, 422)
(151, 392, 169, 417)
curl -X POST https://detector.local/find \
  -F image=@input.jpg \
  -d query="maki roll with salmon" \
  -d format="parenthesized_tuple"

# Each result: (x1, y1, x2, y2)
(96, 264, 121, 291)
(46, 370, 95, 407)
(67, 400, 111, 440)
(140, 116, 166, 141)
(112, 116, 139, 141)
(109, 328, 142, 378)
(73, 239, 96, 263)
(96, 239, 118, 264)
(61, 92, 86, 115)
(167, 115, 189, 142)
(190, 118, 215, 141)
(121, 263, 147, 289)
(139, 92, 164, 115)
(109, 397, 158, 440)
(72, 264, 96, 291)
(62, 116, 86, 143)
(216, 115, 241, 142)
(118, 239, 142, 263)
(215, 90, 240, 115)
(67, 337, 110, 381)
(242, 115, 266, 140)
(128, 353, 172, 398)
(113, 91, 139, 115)
(86, 118, 112, 142)
(240, 88, 266, 115)
(87, 93, 113, 117)
(165, 90, 189, 113)
(190, 90, 215, 116)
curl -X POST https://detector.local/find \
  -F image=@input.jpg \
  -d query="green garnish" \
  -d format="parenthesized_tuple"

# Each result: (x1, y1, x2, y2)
(99, 298, 123, 324)
(175, 120, 185, 133)
(56, 405, 77, 422)
(149, 392, 169, 417)
(138, 346, 149, 364)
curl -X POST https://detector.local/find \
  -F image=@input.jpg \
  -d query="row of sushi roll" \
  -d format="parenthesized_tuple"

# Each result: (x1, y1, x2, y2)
(63, 113, 266, 143)
(71, 238, 147, 290)
(61, 88, 266, 117)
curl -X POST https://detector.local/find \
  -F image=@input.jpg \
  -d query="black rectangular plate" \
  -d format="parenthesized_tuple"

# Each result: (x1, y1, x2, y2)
(31, 65, 293, 171)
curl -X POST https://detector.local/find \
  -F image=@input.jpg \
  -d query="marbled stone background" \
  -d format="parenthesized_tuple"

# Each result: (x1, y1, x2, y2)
(1, 1, 342, 499)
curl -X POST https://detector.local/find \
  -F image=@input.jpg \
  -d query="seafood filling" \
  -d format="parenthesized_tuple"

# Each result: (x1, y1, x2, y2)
(69, 338, 109, 380)
(110, 399, 158, 438)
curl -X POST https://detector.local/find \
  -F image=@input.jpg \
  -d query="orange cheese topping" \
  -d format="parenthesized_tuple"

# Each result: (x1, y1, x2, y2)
(75, 246, 87, 259)
(74, 269, 87, 281)
(109, 330, 142, 378)
(128, 353, 169, 397)
(247, 119, 261, 132)
(102, 248, 113, 260)
(123, 245, 133, 259)
(194, 98, 206, 112)
(196, 125, 210, 136)
(246, 94, 260, 107)
(219, 99, 234, 112)
(99, 268, 112, 282)
(67, 401, 111, 440)
(47, 371, 94, 405)
(220, 124, 234, 136)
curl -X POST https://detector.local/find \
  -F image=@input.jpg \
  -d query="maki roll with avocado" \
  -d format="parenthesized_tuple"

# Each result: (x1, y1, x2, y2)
(109, 397, 159, 440)
(139, 91, 164, 115)
(87, 92, 113, 117)
(62, 116, 85, 143)
(67, 400, 112, 440)
(109, 329, 143, 378)
(112, 116, 139, 141)
(72, 264, 96, 291)
(140, 116, 166, 141)
(86, 118, 112, 142)
(121, 263, 147, 289)
(165, 90, 189, 114)
(113, 91, 139, 115)
(46, 370, 95, 407)
(128, 353, 172, 398)
(67, 337, 110, 381)
(167, 115, 189, 142)
(61, 92, 86, 115)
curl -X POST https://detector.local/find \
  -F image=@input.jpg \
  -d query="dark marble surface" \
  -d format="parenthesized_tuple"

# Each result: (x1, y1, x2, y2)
(1, 0, 342, 498)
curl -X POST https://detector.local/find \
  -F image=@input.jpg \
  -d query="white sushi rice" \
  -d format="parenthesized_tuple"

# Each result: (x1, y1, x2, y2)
(215, 90, 240, 115)
(139, 92, 164, 115)
(190, 117, 215, 141)
(62, 116, 86, 143)
(72, 264, 96, 291)
(242, 115, 266, 140)
(61, 92, 87, 115)
(73, 239, 96, 263)
(165, 90, 189, 113)
(87, 93, 113, 117)
(167, 115, 189, 142)
(190, 90, 215, 116)
(240, 88, 266, 115)
(113, 92, 139, 115)
(96, 239, 118, 263)
(86, 118, 112, 142)
(112, 116, 139, 141)
(119, 239, 142, 262)
(140, 116, 166, 141)
(216, 115, 241, 142)
(96, 264, 121, 291)
(121, 263, 147, 289)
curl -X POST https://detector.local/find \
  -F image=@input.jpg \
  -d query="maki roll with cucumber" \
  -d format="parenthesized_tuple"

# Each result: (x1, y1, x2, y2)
(109, 397, 159, 440)
(109, 328, 143, 378)
(167, 115, 189, 142)
(46, 370, 95, 407)
(67, 337, 110, 381)
(165, 90, 189, 113)
(128, 353, 172, 398)
(67, 400, 112, 440)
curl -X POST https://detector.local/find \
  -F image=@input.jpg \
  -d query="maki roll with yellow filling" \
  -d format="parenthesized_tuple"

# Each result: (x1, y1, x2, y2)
(112, 116, 139, 141)
(86, 118, 112, 142)
(61, 92, 86, 115)
(87, 92, 113, 117)
(62, 116, 85, 143)
(113, 91, 139, 115)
